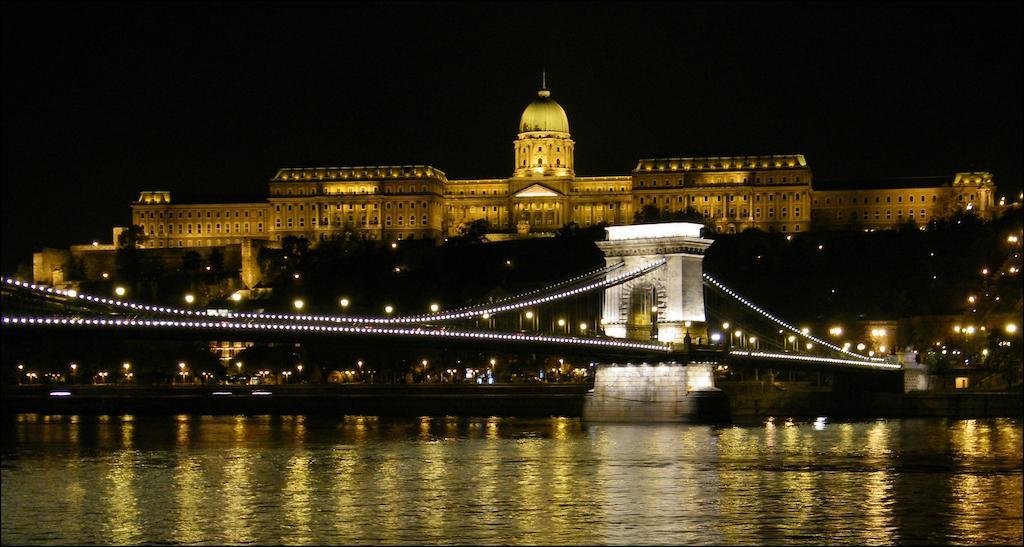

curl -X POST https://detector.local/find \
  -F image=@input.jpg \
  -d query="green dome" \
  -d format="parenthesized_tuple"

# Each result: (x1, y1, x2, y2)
(519, 89, 569, 133)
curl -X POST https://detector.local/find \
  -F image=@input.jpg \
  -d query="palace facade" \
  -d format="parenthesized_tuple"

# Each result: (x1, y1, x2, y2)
(127, 85, 995, 252)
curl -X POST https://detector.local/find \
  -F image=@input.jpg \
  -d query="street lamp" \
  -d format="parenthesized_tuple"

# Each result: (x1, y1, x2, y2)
(579, 322, 588, 334)
(184, 293, 195, 304)
(114, 286, 126, 297)
(384, 305, 394, 315)
(430, 303, 440, 313)
(339, 297, 350, 309)
(293, 298, 304, 310)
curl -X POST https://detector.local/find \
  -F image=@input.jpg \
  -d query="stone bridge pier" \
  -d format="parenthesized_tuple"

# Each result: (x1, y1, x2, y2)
(585, 223, 728, 423)
(583, 362, 729, 423)
(596, 222, 712, 346)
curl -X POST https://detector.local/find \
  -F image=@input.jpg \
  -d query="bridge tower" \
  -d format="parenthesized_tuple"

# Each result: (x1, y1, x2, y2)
(596, 222, 712, 345)
(585, 222, 727, 423)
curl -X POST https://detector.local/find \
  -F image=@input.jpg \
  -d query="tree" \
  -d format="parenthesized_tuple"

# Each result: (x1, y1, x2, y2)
(208, 248, 225, 273)
(117, 224, 148, 249)
(456, 219, 490, 243)
(668, 207, 704, 223)
(633, 204, 663, 224)
(181, 251, 204, 274)
(115, 224, 148, 281)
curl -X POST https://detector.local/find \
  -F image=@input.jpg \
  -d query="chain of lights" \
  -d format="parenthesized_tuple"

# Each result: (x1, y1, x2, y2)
(436, 262, 625, 316)
(5, 259, 665, 326)
(728, 350, 899, 370)
(1, 315, 671, 352)
(702, 273, 881, 362)
(384, 259, 665, 323)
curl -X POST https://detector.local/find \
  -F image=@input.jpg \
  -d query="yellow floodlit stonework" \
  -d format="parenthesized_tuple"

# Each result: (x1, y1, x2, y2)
(34, 83, 992, 289)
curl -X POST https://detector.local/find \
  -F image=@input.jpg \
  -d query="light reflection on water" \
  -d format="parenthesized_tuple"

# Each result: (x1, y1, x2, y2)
(1, 415, 1021, 546)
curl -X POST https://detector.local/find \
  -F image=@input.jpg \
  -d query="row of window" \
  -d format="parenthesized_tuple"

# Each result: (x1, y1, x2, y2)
(817, 194, 938, 206)
(832, 209, 932, 221)
(638, 193, 807, 206)
(636, 175, 803, 187)
(139, 210, 263, 220)
(146, 223, 264, 236)
(274, 201, 433, 213)
(273, 185, 436, 196)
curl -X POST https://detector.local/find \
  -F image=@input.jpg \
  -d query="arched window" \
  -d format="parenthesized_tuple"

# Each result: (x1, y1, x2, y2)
(537, 158, 543, 166)
(556, 158, 560, 166)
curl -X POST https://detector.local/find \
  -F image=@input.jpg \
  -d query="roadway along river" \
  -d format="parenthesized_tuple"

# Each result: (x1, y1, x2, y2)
(2, 415, 1021, 545)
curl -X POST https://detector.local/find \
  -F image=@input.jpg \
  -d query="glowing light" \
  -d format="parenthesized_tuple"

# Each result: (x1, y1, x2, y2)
(1007, 323, 1019, 335)
(231, 292, 243, 302)
(66, 289, 77, 298)
(525, 311, 534, 319)
(114, 286, 126, 297)
(605, 222, 704, 240)
(430, 303, 440, 313)
(102, 272, 109, 279)
(384, 305, 394, 314)
(857, 343, 866, 351)
(184, 293, 195, 304)
(339, 298, 350, 308)
(557, 318, 566, 327)
(293, 299, 305, 310)
(829, 326, 843, 336)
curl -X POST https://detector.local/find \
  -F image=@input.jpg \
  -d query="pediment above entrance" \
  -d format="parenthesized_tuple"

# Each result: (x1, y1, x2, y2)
(514, 184, 563, 198)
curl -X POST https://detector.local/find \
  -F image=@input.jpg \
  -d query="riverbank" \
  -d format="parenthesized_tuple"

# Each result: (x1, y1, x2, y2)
(727, 389, 1022, 419)
(0, 384, 591, 417)
(2, 383, 1020, 419)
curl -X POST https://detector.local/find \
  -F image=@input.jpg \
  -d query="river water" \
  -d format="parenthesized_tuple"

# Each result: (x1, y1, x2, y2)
(1, 415, 1021, 545)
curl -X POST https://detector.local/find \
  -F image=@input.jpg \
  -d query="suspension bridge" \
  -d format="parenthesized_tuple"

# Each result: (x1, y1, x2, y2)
(1, 222, 910, 421)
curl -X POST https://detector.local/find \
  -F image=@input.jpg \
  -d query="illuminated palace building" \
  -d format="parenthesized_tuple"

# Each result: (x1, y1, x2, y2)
(82, 86, 997, 254)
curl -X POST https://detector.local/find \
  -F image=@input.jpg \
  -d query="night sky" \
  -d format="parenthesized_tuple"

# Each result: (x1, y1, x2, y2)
(2, 2, 1020, 274)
